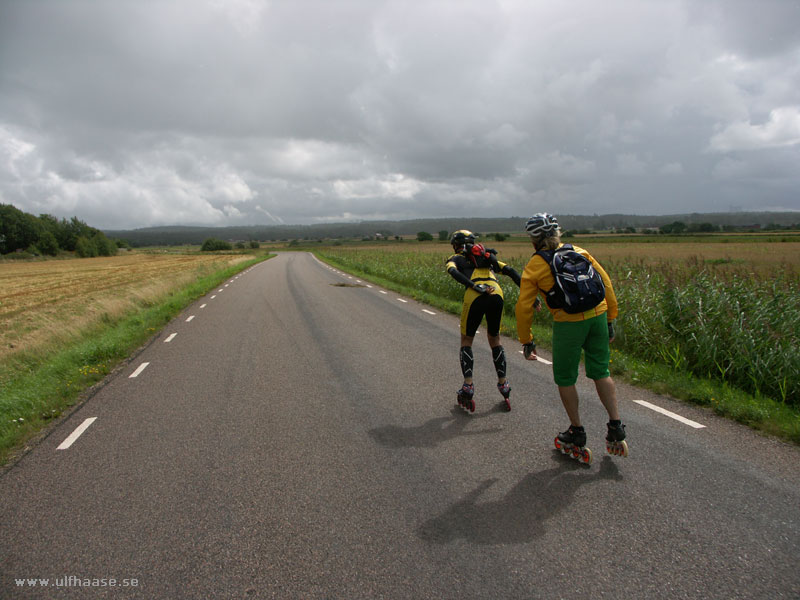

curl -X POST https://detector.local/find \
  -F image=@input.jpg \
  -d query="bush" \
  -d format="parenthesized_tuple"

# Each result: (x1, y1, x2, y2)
(75, 233, 117, 257)
(417, 231, 434, 241)
(75, 236, 95, 258)
(201, 238, 233, 251)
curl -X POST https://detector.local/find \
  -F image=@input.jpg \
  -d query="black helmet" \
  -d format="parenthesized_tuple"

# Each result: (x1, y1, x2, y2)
(524, 213, 559, 238)
(450, 229, 475, 249)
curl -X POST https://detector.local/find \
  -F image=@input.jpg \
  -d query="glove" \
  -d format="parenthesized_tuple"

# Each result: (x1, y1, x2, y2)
(523, 342, 536, 359)
(608, 321, 616, 341)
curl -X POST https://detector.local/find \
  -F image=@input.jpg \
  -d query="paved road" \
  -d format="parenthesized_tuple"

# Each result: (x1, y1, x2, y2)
(1, 252, 799, 599)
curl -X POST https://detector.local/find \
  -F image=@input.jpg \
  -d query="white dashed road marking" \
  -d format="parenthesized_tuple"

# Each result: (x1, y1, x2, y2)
(57, 418, 97, 450)
(634, 400, 706, 428)
(517, 351, 553, 365)
(129, 362, 150, 378)
(164, 333, 177, 343)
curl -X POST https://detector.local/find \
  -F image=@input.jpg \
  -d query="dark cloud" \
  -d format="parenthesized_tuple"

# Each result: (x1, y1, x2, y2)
(1, 0, 798, 229)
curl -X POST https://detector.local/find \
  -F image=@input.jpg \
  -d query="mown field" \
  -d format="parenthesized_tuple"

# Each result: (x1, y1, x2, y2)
(315, 235, 800, 442)
(0, 250, 269, 464)
(1, 252, 254, 361)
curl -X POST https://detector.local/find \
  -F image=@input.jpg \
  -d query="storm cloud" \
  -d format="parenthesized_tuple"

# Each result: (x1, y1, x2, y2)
(1, 0, 798, 229)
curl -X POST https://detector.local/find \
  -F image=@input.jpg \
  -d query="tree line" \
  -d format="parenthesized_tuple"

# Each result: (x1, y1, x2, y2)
(109, 212, 800, 247)
(0, 203, 119, 257)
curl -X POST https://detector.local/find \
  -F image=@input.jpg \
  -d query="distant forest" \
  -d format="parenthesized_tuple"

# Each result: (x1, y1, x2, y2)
(2, 203, 798, 254)
(106, 212, 800, 247)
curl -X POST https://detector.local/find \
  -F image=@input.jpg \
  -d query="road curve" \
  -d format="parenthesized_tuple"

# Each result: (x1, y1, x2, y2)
(1, 252, 798, 599)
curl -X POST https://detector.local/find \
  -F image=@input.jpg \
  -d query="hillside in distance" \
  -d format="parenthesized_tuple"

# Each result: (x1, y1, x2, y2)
(105, 212, 799, 246)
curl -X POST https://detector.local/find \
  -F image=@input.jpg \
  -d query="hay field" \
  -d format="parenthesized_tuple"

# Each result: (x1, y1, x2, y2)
(0, 252, 250, 362)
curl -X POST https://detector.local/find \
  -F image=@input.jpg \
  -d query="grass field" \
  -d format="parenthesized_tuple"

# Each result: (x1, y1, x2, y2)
(312, 234, 800, 443)
(0, 250, 270, 465)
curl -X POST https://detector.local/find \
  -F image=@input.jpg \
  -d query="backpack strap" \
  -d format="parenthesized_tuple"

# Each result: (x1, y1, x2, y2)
(534, 243, 572, 263)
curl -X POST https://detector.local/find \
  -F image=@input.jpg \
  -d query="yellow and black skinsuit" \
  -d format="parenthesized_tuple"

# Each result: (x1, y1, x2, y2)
(446, 247, 520, 337)
(446, 246, 521, 382)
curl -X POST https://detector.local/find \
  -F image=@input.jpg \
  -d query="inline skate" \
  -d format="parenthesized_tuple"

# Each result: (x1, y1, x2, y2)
(497, 380, 511, 412)
(606, 421, 629, 457)
(554, 425, 592, 464)
(456, 382, 475, 413)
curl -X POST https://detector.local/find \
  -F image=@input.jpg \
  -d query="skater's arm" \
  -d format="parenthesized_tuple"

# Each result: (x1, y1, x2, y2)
(501, 264, 521, 287)
(515, 259, 543, 344)
(447, 266, 480, 290)
(490, 255, 522, 287)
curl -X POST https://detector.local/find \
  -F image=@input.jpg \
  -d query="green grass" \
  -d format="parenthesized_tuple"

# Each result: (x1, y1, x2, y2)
(314, 247, 800, 445)
(0, 255, 273, 466)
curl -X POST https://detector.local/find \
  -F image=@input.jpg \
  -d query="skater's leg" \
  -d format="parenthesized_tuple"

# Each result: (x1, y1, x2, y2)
(594, 376, 619, 421)
(488, 334, 506, 385)
(557, 385, 581, 427)
(485, 294, 506, 385)
(460, 335, 474, 384)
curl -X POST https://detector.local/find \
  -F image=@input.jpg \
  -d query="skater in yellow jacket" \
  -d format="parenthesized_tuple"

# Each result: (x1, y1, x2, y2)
(515, 213, 627, 463)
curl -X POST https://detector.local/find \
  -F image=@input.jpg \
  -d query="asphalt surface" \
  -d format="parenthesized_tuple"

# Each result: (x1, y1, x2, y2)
(1, 251, 799, 599)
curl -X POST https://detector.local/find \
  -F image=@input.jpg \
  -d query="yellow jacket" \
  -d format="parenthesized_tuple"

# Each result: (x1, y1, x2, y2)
(516, 243, 618, 344)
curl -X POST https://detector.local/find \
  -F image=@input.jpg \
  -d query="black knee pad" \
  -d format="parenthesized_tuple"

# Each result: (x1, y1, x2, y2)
(492, 345, 507, 379)
(460, 346, 474, 379)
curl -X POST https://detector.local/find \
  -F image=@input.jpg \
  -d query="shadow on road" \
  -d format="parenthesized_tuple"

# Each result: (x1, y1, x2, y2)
(417, 454, 623, 545)
(368, 407, 505, 449)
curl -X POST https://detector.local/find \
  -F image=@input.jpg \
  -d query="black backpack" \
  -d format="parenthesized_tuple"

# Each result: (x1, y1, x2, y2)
(535, 244, 605, 314)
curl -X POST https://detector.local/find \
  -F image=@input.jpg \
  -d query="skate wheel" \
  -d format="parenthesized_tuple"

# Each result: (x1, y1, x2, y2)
(469, 399, 475, 413)
(606, 441, 629, 457)
(583, 448, 593, 464)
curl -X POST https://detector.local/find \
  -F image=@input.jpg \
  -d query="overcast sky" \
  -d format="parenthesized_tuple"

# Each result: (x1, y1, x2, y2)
(1, 0, 799, 230)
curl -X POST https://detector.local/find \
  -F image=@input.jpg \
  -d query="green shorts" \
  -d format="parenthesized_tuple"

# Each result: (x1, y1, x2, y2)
(552, 314, 610, 386)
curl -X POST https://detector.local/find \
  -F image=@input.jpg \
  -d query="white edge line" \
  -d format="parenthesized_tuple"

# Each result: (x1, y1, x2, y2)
(380, 291, 388, 295)
(211, 295, 217, 299)
(164, 333, 177, 343)
(186, 315, 195, 322)
(422, 309, 436, 315)
(129, 362, 150, 378)
(57, 417, 97, 450)
(200, 303, 207, 309)
(397, 298, 408, 303)
(634, 400, 706, 429)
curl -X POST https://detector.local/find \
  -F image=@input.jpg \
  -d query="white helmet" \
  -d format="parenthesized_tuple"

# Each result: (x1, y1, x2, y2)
(524, 213, 559, 237)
